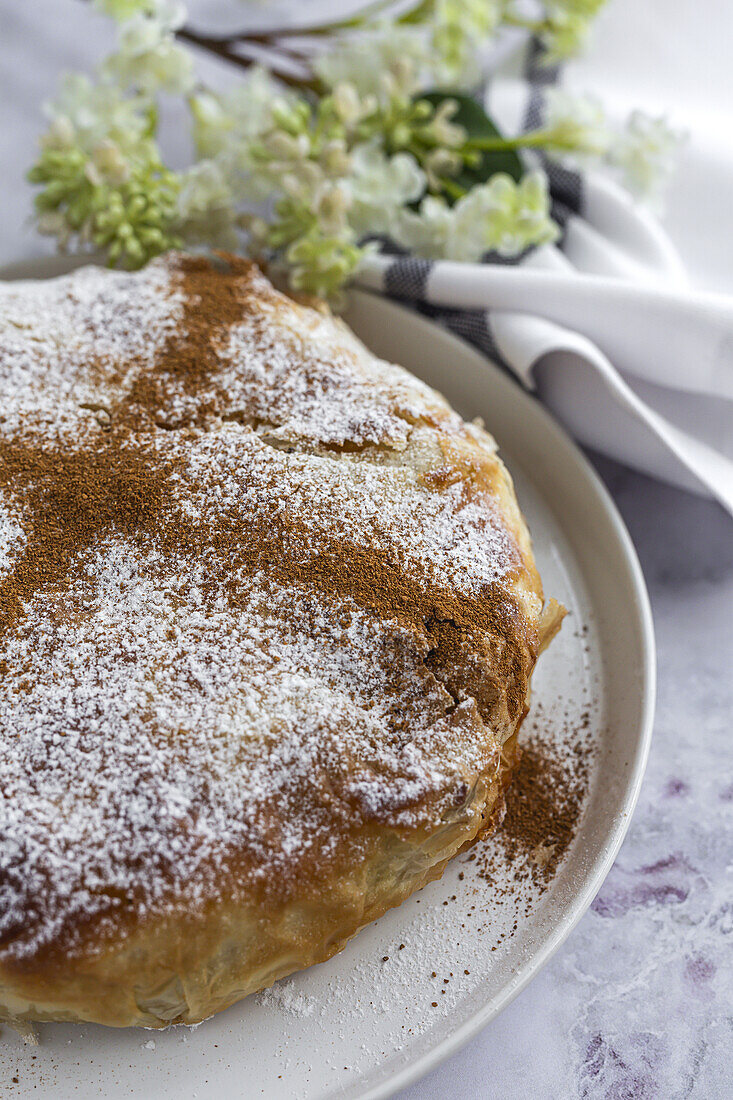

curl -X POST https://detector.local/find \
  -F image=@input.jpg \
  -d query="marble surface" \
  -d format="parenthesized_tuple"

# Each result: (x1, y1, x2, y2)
(1, 3, 731, 1098)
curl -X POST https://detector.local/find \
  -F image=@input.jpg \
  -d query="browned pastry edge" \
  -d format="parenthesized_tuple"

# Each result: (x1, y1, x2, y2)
(0, 604, 563, 1030)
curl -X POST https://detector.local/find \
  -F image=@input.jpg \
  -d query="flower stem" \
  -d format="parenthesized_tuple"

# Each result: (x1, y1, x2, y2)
(440, 178, 467, 200)
(502, 13, 551, 34)
(464, 128, 555, 152)
(176, 27, 320, 91)
(397, 0, 434, 26)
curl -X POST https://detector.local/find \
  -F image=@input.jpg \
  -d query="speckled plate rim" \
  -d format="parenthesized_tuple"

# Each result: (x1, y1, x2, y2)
(0, 258, 656, 1100)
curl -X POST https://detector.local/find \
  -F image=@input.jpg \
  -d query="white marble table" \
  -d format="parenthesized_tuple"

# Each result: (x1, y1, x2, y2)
(1, 3, 731, 1097)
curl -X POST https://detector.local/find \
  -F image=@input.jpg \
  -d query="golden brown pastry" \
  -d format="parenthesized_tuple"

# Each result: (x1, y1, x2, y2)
(0, 253, 562, 1029)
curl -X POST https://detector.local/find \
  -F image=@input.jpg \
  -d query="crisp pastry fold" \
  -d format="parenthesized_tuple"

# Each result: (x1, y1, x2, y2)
(0, 254, 562, 1028)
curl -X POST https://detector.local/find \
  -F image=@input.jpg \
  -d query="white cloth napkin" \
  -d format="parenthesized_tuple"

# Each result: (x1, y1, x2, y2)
(355, 38, 733, 515)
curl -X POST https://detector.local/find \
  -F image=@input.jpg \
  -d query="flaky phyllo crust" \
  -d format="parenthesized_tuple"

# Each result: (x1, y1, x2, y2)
(0, 254, 563, 1029)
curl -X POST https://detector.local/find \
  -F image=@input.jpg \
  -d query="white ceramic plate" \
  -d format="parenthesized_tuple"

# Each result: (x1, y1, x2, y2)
(0, 259, 655, 1100)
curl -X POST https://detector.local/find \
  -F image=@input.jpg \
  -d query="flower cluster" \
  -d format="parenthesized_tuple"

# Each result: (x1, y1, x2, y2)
(427, 0, 507, 84)
(312, 0, 609, 95)
(179, 72, 564, 294)
(314, 0, 507, 96)
(313, 25, 432, 99)
(608, 111, 684, 204)
(102, 2, 193, 95)
(27, 0, 680, 295)
(396, 171, 558, 260)
(539, 0, 609, 63)
(193, 76, 456, 294)
(539, 90, 682, 196)
(29, 74, 182, 266)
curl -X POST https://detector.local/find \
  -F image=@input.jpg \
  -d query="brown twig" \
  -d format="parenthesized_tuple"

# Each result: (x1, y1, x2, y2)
(176, 26, 320, 91)
(80, 0, 414, 92)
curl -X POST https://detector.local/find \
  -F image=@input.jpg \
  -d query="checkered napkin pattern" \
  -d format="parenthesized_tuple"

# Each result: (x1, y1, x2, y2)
(354, 38, 733, 514)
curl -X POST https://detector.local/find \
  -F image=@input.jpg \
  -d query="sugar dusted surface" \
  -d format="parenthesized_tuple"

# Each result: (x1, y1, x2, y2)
(0, 263, 183, 418)
(2, 545, 486, 958)
(0, 256, 532, 963)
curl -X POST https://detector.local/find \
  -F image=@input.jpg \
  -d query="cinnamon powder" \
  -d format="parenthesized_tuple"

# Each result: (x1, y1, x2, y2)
(0, 256, 263, 635)
(0, 441, 174, 638)
(475, 721, 592, 891)
(502, 734, 590, 877)
(124, 253, 257, 430)
(0, 253, 534, 730)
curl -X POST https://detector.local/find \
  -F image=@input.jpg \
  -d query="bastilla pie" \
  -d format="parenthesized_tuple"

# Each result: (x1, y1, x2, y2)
(0, 254, 563, 1028)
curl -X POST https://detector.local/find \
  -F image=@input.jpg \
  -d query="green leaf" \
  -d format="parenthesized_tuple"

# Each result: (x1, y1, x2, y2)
(420, 91, 523, 201)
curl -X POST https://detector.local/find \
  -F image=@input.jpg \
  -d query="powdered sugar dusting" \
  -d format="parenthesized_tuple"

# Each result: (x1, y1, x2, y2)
(0, 504, 25, 579)
(0, 541, 488, 959)
(212, 267, 455, 448)
(0, 256, 534, 966)
(0, 262, 183, 419)
(169, 425, 518, 595)
(256, 980, 316, 1018)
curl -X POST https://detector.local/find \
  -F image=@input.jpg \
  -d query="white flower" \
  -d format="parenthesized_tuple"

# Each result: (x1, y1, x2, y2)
(189, 90, 233, 158)
(90, 139, 130, 185)
(118, 1, 185, 50)
(103, 3, 193, 94)
(609, 111, 683, 202)
(284, 228, 364, 299)
(263, 130, 310, 163)
(242, 154, 352, 242)
(43, 73, 150, 155)
(313, 181, 353, 237)
(424, 99, 466, 149)
(543, 88, 610, 161)
(347, 142, 426, 236)
(217, 97, 316, 204)
(191, 67, 286, 159)
(430, 0, 504, 87)
(388, 171, 559, 261)
(177, 160, 238, 248)
(93, 0, 161, 20)
(320, 139, 352, 178)
(448, 171, 558, 260)
(393, 196, 454, 257)
(270, 96, 311, 137)
(332, 82, 377, 128)
(226, 67, 288, 136)
(41, 115, 77, 151)
(195, 69, 301, 201)
(314, 25, 429, 99)
(424, 148, 462, 192)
